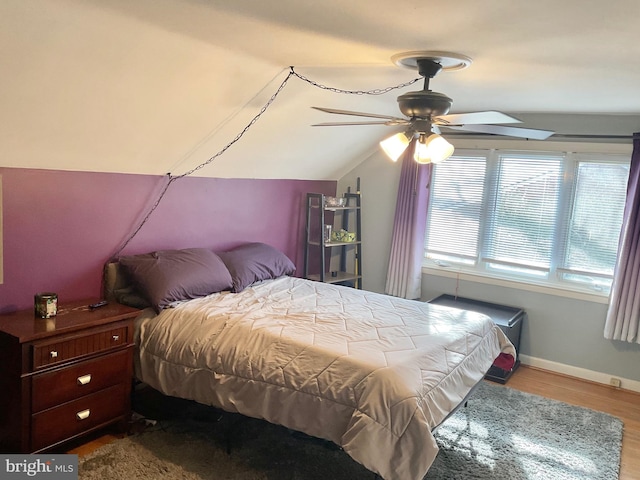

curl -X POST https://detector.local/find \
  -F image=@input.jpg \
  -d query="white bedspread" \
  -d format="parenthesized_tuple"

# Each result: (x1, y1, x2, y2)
(134, 277, 515, 480)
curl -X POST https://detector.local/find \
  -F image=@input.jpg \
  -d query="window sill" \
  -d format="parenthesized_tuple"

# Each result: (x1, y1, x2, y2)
(422, 264, 610, 304)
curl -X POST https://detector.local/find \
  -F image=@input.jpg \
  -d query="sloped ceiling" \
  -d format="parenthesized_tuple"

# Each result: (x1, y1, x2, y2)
(2, 0, 640, 180)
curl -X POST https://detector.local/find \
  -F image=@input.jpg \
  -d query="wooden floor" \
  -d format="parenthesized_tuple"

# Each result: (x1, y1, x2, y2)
(69, 365, 640, 479)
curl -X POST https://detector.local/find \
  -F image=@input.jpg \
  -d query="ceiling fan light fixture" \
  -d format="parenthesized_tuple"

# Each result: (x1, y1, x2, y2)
(424, 133, 454, 164)
(413, 141, 432, 164)
(413, 133, 455, 164)
(380, 131, 412, 162)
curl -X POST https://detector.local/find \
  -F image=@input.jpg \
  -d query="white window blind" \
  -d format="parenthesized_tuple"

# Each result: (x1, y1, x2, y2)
(483, 154, 563, 273)
(426, 155, 486, 264)
(559, 158, 629, 287)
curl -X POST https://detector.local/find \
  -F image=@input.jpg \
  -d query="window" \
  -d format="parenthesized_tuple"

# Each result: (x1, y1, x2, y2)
(425, 149, 629, 294)
(427, 154, 486, 265)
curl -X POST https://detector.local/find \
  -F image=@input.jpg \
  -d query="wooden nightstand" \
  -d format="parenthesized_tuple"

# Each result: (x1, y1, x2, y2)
(0, 299, 139, 453)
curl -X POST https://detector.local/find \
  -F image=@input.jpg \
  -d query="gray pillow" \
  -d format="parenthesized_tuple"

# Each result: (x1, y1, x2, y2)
(113, 286, 152, 310)
(119, 248, 233, 312)
(218, 242, 296, 293)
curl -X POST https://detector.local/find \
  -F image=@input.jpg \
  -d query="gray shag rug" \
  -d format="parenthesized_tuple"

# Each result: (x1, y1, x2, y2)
(79, 382, 623, 480)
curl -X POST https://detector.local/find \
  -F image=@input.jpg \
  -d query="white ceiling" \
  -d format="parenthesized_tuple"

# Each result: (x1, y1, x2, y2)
(2, 0, 639, 180)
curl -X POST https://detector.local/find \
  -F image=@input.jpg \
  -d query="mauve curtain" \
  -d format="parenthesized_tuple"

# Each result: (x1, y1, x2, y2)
(385, 142, 433, 299)
(604, 132, 640, 343)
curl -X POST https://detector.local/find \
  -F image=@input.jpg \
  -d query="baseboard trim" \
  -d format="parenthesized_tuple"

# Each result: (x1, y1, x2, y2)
(519, 354, 640, 393)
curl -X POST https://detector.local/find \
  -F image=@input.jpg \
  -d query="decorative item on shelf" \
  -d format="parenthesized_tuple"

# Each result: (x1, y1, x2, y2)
(324, 224, 332, 242)
(331, 229, 356, 243)
(325, 196, 346, 208)
(34, 292, 58, 318)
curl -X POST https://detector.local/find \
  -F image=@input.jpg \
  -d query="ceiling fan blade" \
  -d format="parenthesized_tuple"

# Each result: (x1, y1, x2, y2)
(445, 124, 555, 140)
(312, 120, 405, 127)
(312, 106, 406, 122)
(435, 111, 521, 126)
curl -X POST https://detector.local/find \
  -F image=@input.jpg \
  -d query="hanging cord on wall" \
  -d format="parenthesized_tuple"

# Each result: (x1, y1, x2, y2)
(290, 68, 421, 95)
(108, 175, 173, 262)
(109, 66, 421, 259)
(173, 68, 296, 179)
(108, 69, 297, 260)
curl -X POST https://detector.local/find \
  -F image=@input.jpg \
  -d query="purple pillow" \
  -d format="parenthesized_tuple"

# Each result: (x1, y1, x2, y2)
(218, 243, 296, 293)
(119, 248, 233, 312)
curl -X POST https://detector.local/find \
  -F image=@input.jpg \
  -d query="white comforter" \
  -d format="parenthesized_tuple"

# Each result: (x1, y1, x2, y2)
(134, 277, 515, 480)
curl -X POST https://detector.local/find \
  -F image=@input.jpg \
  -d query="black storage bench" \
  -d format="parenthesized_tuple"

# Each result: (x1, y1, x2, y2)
(428, 294, 524, 383)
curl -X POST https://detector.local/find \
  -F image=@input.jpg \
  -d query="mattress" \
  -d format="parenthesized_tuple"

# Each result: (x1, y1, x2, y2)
(133, 276, 515, 480)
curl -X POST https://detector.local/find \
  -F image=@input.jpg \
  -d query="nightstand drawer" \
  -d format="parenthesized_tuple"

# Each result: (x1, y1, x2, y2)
(32, 349, 130, 412)
(31, 383, 127, 452)
(32, 325, 129, 369)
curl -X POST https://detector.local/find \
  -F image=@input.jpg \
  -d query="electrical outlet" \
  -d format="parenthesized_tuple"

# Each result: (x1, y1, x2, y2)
(609, 377, 622, 388)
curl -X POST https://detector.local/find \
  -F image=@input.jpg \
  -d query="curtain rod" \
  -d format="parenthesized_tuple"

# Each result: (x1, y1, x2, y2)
(445, 132, 634, 141)
(546, 134, 633, 140)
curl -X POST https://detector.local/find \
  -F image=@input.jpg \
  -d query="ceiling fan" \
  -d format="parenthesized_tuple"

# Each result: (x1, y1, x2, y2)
(312, 51, 555, 164)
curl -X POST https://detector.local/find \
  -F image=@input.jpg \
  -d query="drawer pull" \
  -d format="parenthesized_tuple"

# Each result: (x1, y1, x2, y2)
(76, 409, 91, 421)
(50, 351, 58, 358)
(112, 335, 120, 342)
(77, 374, 92, 385)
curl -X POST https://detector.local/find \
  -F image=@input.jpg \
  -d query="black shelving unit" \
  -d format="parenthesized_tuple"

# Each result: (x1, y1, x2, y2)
(304, 191, 362, 289)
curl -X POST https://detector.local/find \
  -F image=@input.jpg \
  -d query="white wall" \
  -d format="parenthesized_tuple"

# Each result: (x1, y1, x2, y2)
(338, 131, 640, 388)
(338, 149, 401, 294)
(0, 0, 393, 181)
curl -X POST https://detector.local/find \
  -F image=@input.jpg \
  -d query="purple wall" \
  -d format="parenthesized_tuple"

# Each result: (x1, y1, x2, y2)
(0, 168, 335, 312)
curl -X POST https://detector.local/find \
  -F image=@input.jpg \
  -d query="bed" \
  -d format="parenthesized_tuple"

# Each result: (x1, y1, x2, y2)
(105, 243, 516, 480)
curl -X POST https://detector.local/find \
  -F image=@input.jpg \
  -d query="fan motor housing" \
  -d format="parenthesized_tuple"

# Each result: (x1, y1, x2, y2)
(397, 90, 452, 118)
